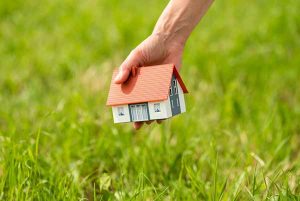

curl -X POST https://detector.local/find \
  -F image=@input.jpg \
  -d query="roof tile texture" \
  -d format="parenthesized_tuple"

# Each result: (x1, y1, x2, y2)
(106, 64, 187, 106)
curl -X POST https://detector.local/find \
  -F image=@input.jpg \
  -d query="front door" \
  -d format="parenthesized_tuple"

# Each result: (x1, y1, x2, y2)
(129, 103, 149, 122)
(169, 75, 181, 116)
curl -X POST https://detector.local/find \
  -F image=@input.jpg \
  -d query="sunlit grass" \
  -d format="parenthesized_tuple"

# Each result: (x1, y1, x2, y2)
(0, 0, 300, 200)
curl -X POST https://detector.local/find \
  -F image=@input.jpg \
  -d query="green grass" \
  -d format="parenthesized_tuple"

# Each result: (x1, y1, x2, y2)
(1, 0, 300, 200)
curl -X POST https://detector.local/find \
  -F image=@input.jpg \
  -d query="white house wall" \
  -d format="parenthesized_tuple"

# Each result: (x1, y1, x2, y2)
(148, 101, 169, 120)
(177, 80, 186, 113)
(112, 104, 130, 123)
(164, 96, 173, 118)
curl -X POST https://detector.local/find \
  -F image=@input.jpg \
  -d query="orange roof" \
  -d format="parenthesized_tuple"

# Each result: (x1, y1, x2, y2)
(106, 64, 188, 106)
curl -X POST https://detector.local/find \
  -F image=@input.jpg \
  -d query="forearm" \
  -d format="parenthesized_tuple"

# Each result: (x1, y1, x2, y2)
(153, 0, 214, 46)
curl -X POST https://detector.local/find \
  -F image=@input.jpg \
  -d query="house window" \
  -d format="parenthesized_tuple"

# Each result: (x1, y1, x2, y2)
(154, 103, 161, 112)
(117, 107, 125, 116)
(173, 80, 178, 94)
(130, 103, 149, 121)
(169, 87, 173, 96)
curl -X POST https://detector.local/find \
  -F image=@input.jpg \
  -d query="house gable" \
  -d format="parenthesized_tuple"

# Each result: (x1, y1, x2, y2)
(169, 75, 181, 116)
(177, 79, 186, 113)
(173, 67, 188, 93)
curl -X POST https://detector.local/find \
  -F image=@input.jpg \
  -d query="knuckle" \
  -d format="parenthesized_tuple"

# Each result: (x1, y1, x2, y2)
(133, 48, 144, 58)
(130, 49, 140, 58)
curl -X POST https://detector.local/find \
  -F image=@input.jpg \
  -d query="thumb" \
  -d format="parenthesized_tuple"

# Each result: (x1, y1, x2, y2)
(114, 50, 142, 84)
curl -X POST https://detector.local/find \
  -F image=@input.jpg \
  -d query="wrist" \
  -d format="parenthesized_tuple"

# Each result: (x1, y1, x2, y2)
(151, 31, 186, 49)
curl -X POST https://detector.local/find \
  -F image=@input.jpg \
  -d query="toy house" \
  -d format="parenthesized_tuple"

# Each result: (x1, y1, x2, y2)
(106, 64, 188, 123)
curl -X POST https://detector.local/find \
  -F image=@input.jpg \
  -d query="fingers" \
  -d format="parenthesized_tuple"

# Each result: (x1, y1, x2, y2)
(113, 67, 131, 84)
(146, 120, 154, 125)
(114, 50, 143, 84)
(133, 119, 165, 130)
(133, 122, 143, 130)
(156, 119, 163, 124)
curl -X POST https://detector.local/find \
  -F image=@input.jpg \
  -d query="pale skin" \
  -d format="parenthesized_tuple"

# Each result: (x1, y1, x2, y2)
(114, 0, 214, 130)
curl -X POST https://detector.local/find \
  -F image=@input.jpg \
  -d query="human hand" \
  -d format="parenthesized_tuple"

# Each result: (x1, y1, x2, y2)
(113, 33, 184, 130)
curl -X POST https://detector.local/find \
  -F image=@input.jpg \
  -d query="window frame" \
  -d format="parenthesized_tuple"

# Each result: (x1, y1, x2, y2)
(130, 103, 148, 121)
(154, 103, 161, 112)
(117, 107, 125, 116)
(173, 80, 178, 95)
(173, 80, 176, 86)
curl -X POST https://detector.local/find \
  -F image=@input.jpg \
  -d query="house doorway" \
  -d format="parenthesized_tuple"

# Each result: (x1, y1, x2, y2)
(129, 103, 149, 122)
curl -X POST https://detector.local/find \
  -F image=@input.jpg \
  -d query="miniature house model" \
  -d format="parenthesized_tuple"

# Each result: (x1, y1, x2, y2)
(106, 64, 188, 123)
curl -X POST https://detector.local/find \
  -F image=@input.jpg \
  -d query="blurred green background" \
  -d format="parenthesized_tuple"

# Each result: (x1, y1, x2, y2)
(0, 0, 300, 200)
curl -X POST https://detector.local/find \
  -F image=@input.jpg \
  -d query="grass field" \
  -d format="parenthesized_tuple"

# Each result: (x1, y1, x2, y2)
(1, 0, 300, 200)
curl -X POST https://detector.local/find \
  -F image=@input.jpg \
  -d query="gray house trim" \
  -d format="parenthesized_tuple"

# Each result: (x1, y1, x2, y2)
(128, 105, 132, 122)
(146, 103, 150, 120)
(169, 75, 181, 116)
(128, 102, 150, 122)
